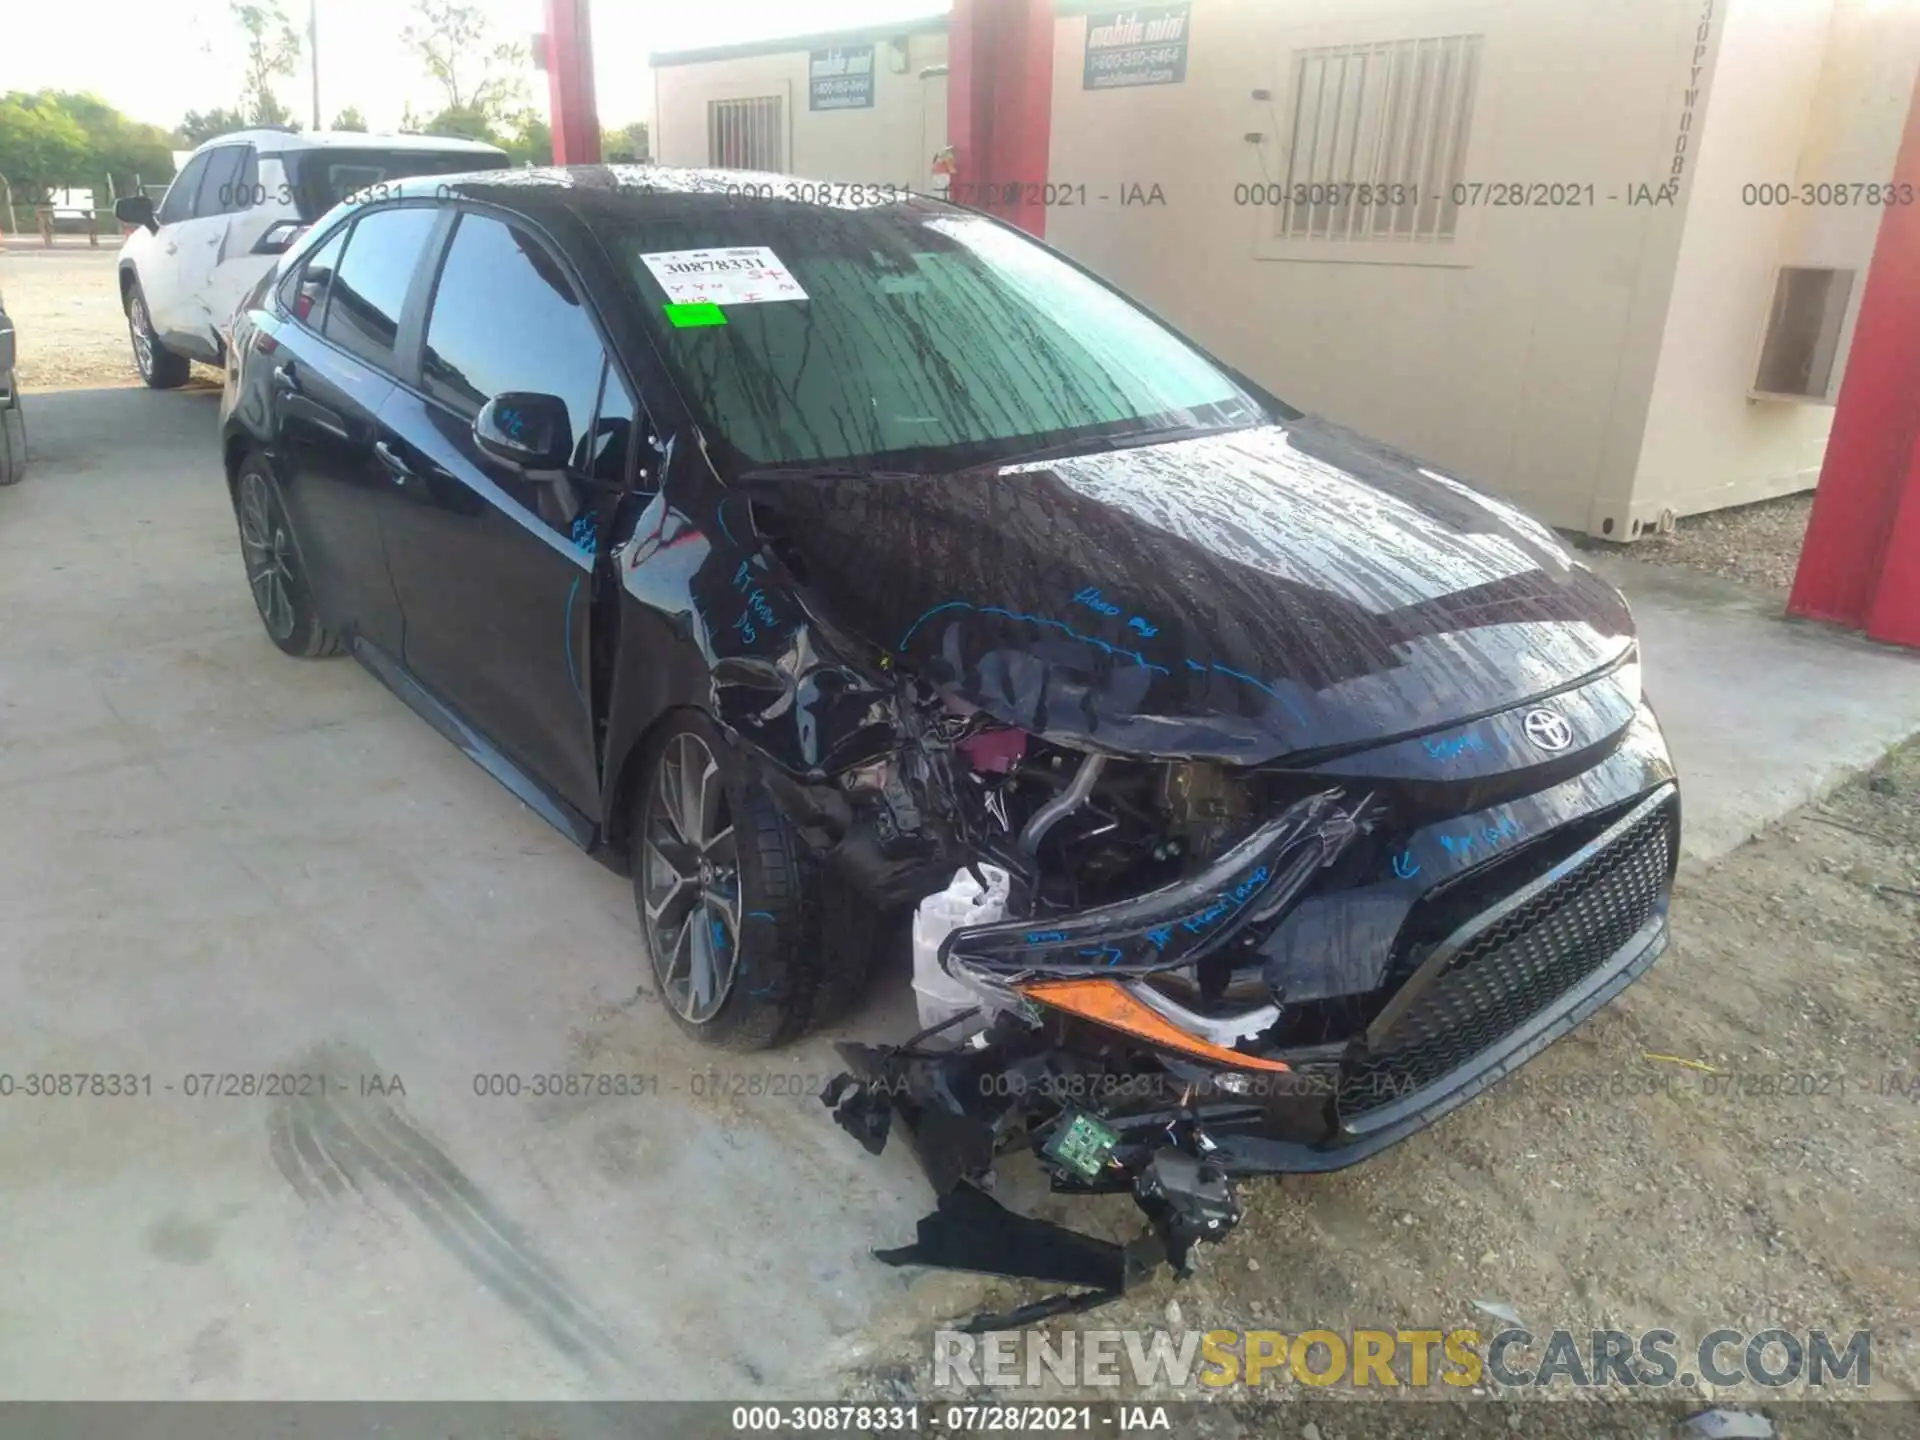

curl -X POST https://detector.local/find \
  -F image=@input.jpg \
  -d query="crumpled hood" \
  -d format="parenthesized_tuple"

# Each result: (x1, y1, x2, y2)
(742, 419, 1635, 763)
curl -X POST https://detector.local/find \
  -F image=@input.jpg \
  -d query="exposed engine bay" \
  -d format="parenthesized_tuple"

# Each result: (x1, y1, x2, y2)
(763, 661, 1678, 1330)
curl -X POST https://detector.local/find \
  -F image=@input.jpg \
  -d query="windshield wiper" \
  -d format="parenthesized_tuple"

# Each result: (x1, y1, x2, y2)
(993, 421, 1242, 469)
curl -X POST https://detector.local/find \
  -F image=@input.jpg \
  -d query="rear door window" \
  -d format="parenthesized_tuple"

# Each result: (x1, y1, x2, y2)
(157, 153, 212, 226)
(281, 148, 508, 221)
(321, 206, 439, 369)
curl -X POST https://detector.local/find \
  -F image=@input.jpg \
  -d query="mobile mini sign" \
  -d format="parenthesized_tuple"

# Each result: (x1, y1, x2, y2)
(1084, 4, 1191, 90)
(810, 45, 876, 110)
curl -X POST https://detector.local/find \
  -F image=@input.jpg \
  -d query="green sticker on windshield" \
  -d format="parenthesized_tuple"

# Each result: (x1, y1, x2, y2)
(664, 302, 727, 328)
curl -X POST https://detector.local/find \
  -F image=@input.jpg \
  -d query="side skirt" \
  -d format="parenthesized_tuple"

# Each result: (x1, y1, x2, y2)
(351, 635, 599, 851)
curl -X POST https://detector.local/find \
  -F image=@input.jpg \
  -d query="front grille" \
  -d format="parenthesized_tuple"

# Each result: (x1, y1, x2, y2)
(1339, 789, 1677, 1121)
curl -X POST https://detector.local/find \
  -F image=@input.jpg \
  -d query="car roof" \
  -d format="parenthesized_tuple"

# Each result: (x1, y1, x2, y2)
(400, 163, 951, 228)
(192, 130, 507, 157)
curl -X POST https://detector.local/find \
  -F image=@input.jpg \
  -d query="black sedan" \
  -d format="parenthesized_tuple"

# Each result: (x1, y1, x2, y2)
(220, 168, 1677, 1248)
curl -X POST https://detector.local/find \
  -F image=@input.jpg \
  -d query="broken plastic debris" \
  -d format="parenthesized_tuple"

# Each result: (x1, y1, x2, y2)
(1470, 1299, 1524, 1328)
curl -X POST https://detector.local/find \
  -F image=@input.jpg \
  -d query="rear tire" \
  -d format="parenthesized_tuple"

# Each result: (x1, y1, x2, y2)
(233, 454, 341, 658)
(126, 280, 190, 390)
(633, 712, 826, 1050)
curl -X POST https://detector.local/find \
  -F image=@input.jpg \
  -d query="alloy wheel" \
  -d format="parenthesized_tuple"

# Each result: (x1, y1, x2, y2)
(237, 470, 298, 641)
(129, 296, 154, 379)
(640, 732, 742, 1025)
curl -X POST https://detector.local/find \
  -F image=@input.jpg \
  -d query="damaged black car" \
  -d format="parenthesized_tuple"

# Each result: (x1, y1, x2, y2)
(221, 167, 1678, 1305)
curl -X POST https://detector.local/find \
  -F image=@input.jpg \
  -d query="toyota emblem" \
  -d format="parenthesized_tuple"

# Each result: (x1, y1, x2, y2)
(1523, 707, 1574, 752)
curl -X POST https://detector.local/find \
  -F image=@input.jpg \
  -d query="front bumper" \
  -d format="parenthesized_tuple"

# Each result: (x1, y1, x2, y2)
(826, 780, 1678, 1322)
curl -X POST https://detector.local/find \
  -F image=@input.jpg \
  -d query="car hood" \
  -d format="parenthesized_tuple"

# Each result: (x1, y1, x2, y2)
(740, 419, 1636, 764)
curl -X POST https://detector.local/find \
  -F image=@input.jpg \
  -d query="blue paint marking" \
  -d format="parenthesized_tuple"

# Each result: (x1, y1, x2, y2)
(563, 576, 585, 705)
(1209, 664, 1311, 728)
(711, 918, 728, 955)
(1145, 925, 1173, 951)
(1422, 731, 1488, 761)
(747, 910, 776, 922)
(1433, 815, 1525, 861)
(897, 601, 1170, 674)
(1176, 864, 1273, 937)
(715, 499, 738, 547)
(1078, 945, 1126, 967)
(896, 600, 1310, 725)
(1025, 930, 1068, 944)
(1071, 586, 1122, 617)
(1392, 850, 1421, 880)
(569, 509, 599, 556)
(1127, 616, 1158, 637)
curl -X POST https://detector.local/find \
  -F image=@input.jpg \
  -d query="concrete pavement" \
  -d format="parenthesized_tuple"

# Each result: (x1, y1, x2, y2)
(0, 388, 928, 1400)
(0, 388, 1916, 1400)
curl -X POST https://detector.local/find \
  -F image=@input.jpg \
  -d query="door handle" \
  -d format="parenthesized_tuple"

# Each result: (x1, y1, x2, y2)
(272, 363, 299, 396)
(164, 242, 178, 255)
(374, 440, 416, 484)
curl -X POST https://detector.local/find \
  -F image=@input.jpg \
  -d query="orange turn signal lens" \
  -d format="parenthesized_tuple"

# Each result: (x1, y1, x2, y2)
(1019, 978, 1291, 1073)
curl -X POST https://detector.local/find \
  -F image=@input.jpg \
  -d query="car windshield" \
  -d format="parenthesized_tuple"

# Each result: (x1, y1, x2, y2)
(280, 147, 508, 221)
(612, 200, 1271, 472)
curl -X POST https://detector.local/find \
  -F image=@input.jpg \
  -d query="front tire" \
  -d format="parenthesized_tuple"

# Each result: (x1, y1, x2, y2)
(233, 455, 340, 658)
(126, 280, 190, 389)
(634, 712, 825, 1050)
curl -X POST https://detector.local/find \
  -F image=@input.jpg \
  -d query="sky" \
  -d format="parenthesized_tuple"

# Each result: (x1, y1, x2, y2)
(0, 0, 949, 134)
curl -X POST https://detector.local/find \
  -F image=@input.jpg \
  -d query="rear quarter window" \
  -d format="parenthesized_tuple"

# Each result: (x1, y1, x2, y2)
(281, 148, 509, 221)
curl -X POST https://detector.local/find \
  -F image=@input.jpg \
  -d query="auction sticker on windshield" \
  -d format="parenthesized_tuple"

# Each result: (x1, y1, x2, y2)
(639, 247, 809, 305)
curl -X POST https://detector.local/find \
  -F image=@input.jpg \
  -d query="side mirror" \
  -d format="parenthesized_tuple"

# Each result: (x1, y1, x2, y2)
(474, 392, 572, 472)
(251, 219, 307, 256)
(115, 195, 158, 232)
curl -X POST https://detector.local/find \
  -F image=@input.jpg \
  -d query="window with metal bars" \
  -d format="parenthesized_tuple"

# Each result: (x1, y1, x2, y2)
(1276, 35, 1482, 243)
(708, 96, 785, 172)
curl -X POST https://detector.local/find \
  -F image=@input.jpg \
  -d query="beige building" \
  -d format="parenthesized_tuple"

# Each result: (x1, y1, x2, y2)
(650, 0, 1920, 538)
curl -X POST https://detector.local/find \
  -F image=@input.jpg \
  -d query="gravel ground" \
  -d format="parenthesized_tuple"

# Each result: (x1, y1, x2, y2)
(1588, 494, 1817, 594)
(0, 242, 219, 393)
(835, 740, 1920, 1430)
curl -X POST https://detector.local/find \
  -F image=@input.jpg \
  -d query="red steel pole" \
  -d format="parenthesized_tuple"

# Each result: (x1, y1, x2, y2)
(946, 0, 1054, 238)
(1787, 62, 1920, 646)
(544, 0, 602, 166)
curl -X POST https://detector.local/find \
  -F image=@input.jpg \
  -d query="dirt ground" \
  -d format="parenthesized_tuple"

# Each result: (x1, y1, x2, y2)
(1594, 493, 1817, 594)
(837, 739, 1920, 1428)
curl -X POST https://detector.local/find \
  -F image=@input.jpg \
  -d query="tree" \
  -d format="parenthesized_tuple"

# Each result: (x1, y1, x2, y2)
(331, 106, 368, 132)
(602, 122, 649, 164)
(416, 105, 493, 143)
(41, 92, 175, 197)
(232, 1, 302, 128)
(177, 107, 250, 146)
(403, 0, 527, 120)
(0, 93, 91, 201)
(502, 110, 551, 166)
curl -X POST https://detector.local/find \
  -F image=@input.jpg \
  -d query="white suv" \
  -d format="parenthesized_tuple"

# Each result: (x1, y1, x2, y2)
(114, 130, 507, 388)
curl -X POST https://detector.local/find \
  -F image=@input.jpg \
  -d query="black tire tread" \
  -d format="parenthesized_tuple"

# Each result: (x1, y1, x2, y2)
(234, 453, 342, 660)
(128, 280, 191, 390)
(636, 713, 828, 1052)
